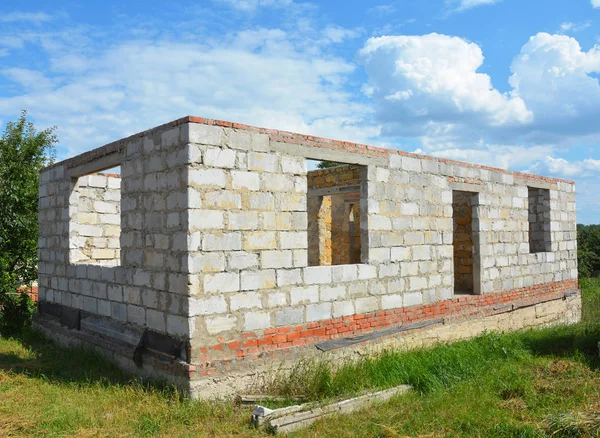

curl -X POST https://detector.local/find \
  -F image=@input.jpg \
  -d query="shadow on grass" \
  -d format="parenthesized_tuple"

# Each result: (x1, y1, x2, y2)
(515, 322, 600, 370)
(0, 327, 179, 397)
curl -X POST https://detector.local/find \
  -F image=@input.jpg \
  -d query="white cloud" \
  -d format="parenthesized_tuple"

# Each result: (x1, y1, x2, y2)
(509, 33, 600, 142)
(582, 157, 600, 171)
(559, 21, 591, 33)
(450, 0, 502, 12)
(358, 33, 532, 140)
(0, 68, 56, 91)
(0, 11, 52, 24)
(0, 36, 26, 49)
(368, 4, 397, 15)
(218, 0, 294, 12)
(385, 90, 413, 101)
(0, 26, 375, 159)
(528, 156, 600, 179)
(592, 0, 600, 8)
(358, 32, 600, 154)
(528, 156, 581, 178)
(418, 136, 553, 170)
(321, 26, 362, 44)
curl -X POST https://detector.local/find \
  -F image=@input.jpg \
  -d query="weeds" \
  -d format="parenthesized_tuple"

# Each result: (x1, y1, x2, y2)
(270, 283, 600, 404)
(580, 277, 600, 324)
(270, 329, 584, 401)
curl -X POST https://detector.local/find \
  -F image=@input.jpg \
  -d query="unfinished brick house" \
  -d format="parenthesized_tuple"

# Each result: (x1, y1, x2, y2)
(35, 116, 581, 397)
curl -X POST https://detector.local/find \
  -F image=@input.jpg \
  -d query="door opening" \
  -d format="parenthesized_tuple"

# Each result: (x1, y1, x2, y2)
(452, 190, 478, 295)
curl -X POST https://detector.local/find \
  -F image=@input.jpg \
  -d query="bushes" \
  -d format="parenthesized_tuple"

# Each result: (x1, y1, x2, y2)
(0, 111, 55, 335)
(577, 224, 600, 278)
(0, 290, 36, 334)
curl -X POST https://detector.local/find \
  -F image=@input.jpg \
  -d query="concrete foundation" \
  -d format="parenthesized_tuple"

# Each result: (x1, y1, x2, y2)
(34, 289, 580, 397)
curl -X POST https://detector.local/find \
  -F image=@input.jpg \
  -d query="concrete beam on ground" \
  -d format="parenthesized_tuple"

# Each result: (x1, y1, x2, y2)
(253, 385, 412, 434)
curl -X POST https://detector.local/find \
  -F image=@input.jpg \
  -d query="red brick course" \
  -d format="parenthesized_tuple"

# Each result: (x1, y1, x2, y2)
(190, 279, 578, 378)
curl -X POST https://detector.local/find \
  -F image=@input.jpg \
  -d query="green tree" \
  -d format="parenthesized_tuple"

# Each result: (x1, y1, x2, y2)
(0, 111, 57, 331)
(577, 224, 600, 278)
(316, 161, 344, 169)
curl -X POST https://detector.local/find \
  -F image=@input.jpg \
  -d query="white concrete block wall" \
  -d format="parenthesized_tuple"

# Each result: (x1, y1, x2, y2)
(185, 126, 309, 353)
(183, 124, 577, 358)
(38, 124, 194, 339)
(37, 119, 578, 364)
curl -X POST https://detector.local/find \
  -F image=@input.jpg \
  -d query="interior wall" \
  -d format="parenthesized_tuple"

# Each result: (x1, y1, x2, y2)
(70, 173, 121, 266)
(453, 191, 474, 294)
(528, 187, 551, 253)
(307, 165, 363, 266)
(307, 195, 332, 266)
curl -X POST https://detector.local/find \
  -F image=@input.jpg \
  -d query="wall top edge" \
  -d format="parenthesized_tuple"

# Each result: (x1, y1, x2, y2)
(41, 115, 575, 186)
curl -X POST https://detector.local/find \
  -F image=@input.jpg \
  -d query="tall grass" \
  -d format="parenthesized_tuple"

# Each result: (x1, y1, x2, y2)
(271, 281, 600, 402)
(580, 276, 600, 324)
(271, 333, 534, 400)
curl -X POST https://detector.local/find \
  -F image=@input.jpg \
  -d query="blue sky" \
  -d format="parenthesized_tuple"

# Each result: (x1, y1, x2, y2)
(1, 0, 600, 222)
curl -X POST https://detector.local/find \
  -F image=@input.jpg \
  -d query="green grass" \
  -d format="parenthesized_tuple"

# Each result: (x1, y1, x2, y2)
(1, 281, 599, 437)
(270, 332, 539, 400)
(581, 277, 600, 323)
(270, 283, 600, 402)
